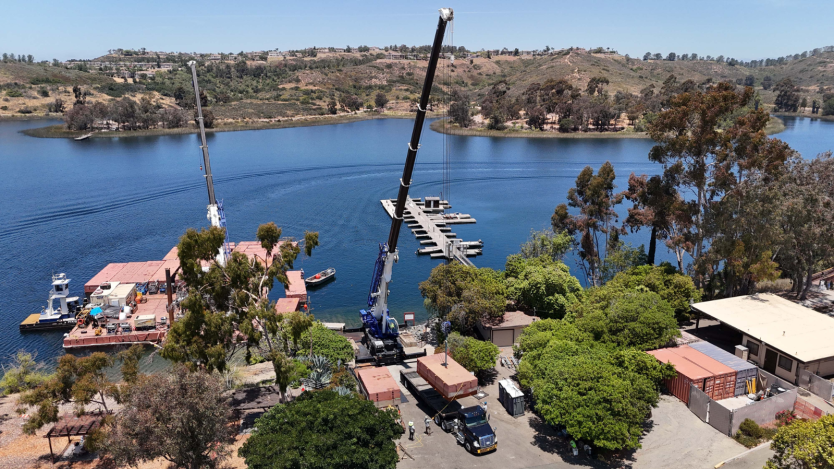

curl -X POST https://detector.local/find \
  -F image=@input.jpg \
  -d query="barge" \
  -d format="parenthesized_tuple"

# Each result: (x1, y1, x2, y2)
(61, 241, 307, 350)
(20, 274, 82, 331)
(63, 296, 172, 349)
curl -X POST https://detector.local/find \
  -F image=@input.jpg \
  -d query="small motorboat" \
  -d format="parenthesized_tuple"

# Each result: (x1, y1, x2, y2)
(305, 267, 336, 286)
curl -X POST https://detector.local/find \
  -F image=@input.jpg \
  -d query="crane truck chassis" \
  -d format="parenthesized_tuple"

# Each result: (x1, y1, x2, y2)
(400, 370, 497, 455)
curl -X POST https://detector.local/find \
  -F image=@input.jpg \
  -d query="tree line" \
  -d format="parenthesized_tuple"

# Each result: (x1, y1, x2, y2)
(641, 44, 834, 67)
(452, 73, 725, 133)
(2, 53, 34, 63)
(549, 80, 830, 300)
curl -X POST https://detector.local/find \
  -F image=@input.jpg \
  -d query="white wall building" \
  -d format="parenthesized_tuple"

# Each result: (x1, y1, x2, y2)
(692, 293, 834, 383)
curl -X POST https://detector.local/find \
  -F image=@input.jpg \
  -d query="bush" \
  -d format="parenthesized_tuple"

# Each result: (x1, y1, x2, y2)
(288, 359, 309, 387)
(450, 336, 499, 377)
(0, 351, 51, 395)
(5, 89, 23, 98)
(822, 98, 834, 117)
(775, 410, 797, 427)
(17, 107, 32, 114)
(734, 418, 776, 448)
(298, 322, 354, 364)
(739, 418, 764, 439)
(239, 390, 402, 469)
(766, 414, 834, 469)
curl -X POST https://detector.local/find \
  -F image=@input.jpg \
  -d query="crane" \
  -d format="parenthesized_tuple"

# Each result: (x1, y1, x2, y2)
(360, 8, 454, 363)
(188, 60, 231, 266)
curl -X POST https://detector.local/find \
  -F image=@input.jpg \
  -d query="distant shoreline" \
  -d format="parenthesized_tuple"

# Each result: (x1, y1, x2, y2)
(429, 119, 651, 139)
(0, 113, 62, 122)
(431, 115, 787, 138)
(771, 112, 834, 122)
(15, 110, 791, 140)
(19, 111, 441, 139)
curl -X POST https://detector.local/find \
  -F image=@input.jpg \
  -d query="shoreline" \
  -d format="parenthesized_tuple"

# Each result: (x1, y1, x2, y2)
(771, 111, 834, 122)
(15, 110, 791, 140)
(429, 119, 651, 139)
(0, 113, 63, 122)
(431, 114, 787, 138)
(20, 111, 440, 139)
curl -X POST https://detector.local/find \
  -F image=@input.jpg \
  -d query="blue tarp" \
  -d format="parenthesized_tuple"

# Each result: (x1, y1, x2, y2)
(89, 307, 102, 316)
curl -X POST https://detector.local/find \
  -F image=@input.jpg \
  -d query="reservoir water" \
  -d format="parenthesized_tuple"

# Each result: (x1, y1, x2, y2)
(0, 115, 831, 366)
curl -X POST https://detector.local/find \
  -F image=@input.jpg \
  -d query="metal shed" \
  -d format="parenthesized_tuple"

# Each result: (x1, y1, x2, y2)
(689, 341, 758, 397)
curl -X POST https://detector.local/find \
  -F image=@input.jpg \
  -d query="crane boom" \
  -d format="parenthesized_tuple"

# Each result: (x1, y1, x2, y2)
(361, 8, 453, 343)
(188, 60, 230, 266)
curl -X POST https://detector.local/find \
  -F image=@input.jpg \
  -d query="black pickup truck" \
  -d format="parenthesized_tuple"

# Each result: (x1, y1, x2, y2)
(400, 370, 497, 455)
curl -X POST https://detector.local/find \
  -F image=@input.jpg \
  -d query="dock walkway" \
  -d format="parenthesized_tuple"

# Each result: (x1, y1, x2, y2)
(380, 197, 481, 264)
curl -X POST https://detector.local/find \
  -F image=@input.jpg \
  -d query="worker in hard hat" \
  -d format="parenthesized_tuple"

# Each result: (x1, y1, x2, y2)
(424, 416, 432, 435)
(408, 421, 415, 440)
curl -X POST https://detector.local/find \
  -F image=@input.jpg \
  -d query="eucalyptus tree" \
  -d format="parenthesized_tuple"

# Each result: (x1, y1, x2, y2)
(551, 161, 623, 286)
(647, 82, 792, 286)
(161, 224, 319, 400)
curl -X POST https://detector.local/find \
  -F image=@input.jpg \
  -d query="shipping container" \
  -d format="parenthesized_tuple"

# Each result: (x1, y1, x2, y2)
(356, 367, 401, 408)
(648, 348, 712, 404)
(689, 341, 759, 396)
(416, 353, 478, 400)
(667, 346, 737, 401)
(498, 379, 524, 417)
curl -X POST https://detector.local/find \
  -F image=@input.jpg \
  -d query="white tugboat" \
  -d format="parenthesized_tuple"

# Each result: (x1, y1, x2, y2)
(20, 273, 82, 331)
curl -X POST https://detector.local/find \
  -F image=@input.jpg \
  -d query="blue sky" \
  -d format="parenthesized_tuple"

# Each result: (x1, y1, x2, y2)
(2, 0, 831, 61)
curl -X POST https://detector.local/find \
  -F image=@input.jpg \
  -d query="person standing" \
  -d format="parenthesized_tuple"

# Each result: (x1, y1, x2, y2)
(408, 421, 415, 440)
(425, 416, 432, 435)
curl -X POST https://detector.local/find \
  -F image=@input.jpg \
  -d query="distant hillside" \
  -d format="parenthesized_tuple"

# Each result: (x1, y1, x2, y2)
(2, 48, 833, 120)
(0, 62, 111, 86)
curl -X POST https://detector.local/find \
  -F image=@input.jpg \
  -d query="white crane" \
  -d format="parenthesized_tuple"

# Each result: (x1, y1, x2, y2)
(188, 60, 231, 266)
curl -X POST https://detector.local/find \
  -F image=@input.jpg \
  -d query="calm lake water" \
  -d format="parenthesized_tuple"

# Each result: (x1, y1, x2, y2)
(0, 115, 830, 367)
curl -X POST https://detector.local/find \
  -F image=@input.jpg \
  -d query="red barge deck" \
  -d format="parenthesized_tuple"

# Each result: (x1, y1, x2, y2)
(63, 296, 171, 349)
(67, 241, 307, 350)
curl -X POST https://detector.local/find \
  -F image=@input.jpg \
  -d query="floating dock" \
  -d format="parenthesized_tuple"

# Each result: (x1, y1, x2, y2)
(380, 197, 481, 266)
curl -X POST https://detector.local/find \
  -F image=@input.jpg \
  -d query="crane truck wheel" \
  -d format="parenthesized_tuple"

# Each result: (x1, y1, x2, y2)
(465, 441, 472, 454)
(434, 415, 441, 426)
(441, 420, 450, 432)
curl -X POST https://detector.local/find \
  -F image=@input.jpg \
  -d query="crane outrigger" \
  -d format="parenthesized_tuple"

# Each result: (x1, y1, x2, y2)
(360, 8, 454, 364)
(188, 60, 231, 266)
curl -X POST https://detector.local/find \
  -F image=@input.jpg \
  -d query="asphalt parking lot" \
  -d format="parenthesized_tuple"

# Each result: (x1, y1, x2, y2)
(389, 356, 750, 469)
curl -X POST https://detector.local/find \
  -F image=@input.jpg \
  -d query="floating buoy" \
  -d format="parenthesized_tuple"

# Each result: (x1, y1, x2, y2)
(315, 274, 321, 279)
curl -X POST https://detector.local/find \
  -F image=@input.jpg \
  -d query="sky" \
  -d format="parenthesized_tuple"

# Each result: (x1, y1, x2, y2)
(2, 0, 832, 61)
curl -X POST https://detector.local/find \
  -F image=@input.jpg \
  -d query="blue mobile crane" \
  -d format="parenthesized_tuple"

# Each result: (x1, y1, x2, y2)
(359, 8, 454, 365)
